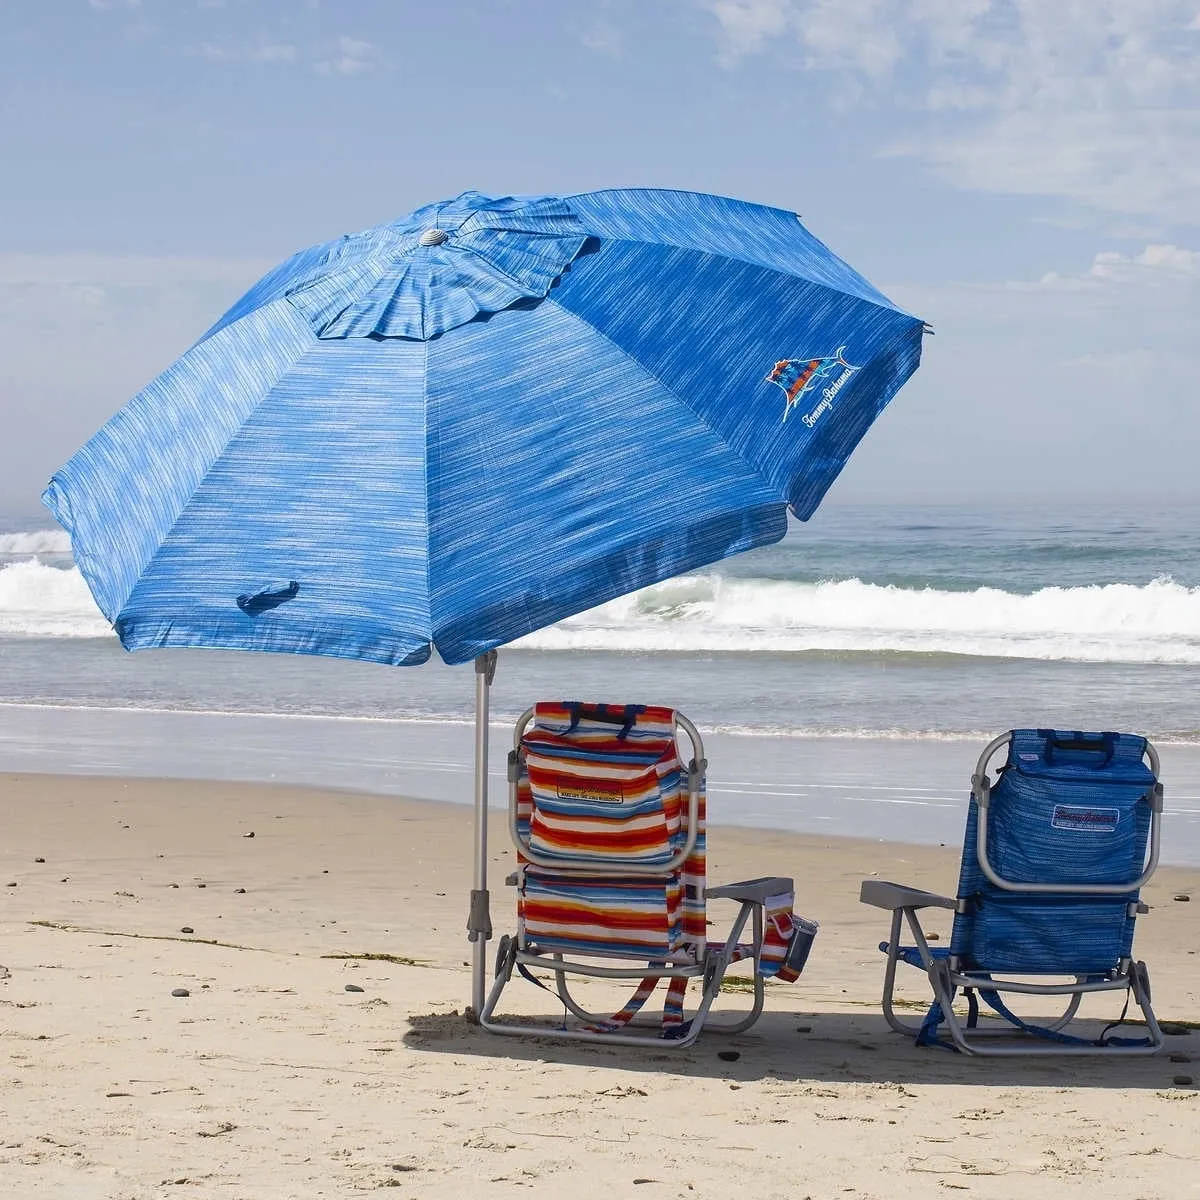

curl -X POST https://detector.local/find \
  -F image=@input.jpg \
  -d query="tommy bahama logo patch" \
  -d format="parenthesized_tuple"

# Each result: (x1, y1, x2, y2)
(1051, 805, 1120, 833)
(766, 347, 860, 426)
(556, 781, 626, 805)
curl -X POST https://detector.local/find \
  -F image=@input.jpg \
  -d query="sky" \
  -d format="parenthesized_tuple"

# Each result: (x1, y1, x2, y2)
(2, 0, 1199, 520)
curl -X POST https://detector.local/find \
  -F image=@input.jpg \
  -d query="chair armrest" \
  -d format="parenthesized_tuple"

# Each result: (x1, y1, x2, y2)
(706, 876, 794, 904)
(859, 879, 956, 911)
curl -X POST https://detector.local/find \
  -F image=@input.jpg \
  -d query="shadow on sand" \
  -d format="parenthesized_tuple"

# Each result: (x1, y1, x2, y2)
(402, 1007, 1197, 1091)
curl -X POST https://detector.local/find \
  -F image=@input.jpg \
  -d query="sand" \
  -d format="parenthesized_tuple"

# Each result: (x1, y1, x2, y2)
(0, 771, 1197, 1199)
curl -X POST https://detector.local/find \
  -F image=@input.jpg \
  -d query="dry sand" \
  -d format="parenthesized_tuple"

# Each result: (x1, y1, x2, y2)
(0, 772, 1197, 1199)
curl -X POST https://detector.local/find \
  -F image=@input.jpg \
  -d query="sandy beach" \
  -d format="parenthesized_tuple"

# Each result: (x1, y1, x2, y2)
(1, 771, 1197, 1200)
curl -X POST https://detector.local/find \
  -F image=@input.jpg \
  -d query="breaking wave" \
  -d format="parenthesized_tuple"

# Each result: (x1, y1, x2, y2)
(7, 555, 1200, 664)
(0, 559, 111, 637)
(0, 529, 71, 556)
(516, 573, 1200, 664)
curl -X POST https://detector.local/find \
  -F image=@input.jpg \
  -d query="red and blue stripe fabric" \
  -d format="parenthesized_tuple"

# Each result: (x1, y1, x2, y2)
(516, 702, 706, 962)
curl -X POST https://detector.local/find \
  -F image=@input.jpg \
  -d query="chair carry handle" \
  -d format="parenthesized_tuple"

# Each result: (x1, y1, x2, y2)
(564, 702, 646, 740)
(1041, 729, 1116, 766)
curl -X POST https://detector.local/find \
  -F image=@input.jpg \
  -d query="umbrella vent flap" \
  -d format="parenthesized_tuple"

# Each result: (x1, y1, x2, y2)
(285, 193, 589, 341)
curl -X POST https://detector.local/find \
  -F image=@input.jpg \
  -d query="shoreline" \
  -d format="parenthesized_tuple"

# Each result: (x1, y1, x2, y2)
(4, 706, 1200, 865)
(5, 767, 1199, 876)
(9, 694, 1200, 746)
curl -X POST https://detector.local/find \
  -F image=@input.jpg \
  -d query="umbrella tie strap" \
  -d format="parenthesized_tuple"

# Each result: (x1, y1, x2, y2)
(467, 889, 492, 942)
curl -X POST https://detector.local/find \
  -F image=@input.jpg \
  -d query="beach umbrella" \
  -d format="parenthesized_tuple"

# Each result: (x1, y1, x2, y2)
(43, 189, 926, 1016)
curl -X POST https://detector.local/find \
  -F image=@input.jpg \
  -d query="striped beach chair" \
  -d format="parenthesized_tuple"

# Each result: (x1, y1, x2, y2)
(478, 702, 816, 1046)
(860, 729, 1166, 1055)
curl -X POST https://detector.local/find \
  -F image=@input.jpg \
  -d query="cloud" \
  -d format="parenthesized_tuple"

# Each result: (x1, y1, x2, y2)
(315, 34, 373, 75)
(582, 20, 623, 58)
(0, 253, 273, 287)
(707, 0, 791, 58)
(194, 32, 370, 75)
(846, 244, 1200, 500)
(1090, 243, 1200, 278)
(701, 0, 1200, 227)
(198, 40, 298, 64)
(1018, 243, 1200, 293)
(0, 252, 274, 511)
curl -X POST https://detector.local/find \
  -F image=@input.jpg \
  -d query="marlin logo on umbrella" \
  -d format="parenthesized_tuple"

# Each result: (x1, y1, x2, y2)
(766, 347, 860, 426)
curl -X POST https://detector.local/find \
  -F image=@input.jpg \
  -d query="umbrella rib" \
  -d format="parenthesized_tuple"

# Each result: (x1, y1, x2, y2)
(107, 306, 319, 617)
(570, 189, 906, 315)
(543, 298, 784, 505)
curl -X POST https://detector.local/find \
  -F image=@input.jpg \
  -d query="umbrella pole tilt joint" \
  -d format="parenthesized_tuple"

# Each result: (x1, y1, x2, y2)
(468, 650, 499, 1021)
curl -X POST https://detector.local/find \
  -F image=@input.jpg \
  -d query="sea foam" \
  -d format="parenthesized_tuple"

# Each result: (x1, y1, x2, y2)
(5, 557, 1200, 663)
(0, 530, 71, 556)
(515, 573, 1200, 664)
(0, 559, 111, 637)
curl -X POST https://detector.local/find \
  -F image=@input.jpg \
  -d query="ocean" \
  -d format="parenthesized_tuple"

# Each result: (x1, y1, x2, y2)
(3, 501, 1199, 862)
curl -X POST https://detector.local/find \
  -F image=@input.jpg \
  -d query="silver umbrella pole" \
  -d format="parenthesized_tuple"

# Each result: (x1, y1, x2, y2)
(467, 649, 498, 1019)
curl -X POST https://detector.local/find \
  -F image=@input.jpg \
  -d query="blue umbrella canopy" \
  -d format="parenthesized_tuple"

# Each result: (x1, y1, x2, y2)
(44, 189, 924, 666)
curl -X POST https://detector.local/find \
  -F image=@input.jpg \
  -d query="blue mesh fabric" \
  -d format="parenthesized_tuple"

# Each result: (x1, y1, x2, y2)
(949, 730, 1156, 975)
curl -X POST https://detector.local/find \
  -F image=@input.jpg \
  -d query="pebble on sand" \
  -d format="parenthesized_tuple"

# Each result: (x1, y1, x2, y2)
(180, 927, 194, 934)
(171, 988, 190, 998)
(345, 984, 365, 993)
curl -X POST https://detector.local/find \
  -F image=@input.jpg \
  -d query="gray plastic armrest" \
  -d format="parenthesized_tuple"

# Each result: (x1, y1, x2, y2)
(706, 876, 794, 903)
(859, 879, 956, 911)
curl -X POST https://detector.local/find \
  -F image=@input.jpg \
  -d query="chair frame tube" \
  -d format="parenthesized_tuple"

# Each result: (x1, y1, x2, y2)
(506, 707, 704, 876)
(480, 887, 767, 1047)
(972, 733, 1163, 895)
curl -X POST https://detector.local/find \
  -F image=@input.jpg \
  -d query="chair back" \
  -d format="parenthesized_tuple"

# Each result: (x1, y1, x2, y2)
(514, 702, 707, 961)
(950, 729, 1159, 975)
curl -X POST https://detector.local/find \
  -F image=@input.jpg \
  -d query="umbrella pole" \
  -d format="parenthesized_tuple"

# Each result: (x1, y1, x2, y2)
(468, 649, 498, 1020)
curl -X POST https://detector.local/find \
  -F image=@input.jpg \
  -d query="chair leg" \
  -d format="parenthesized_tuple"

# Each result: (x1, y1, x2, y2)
(1044, 988, 1083, 1032)
(932, 963, 1166, 1057)
(879, 907, 929, 1037)
(554, 964, 600, 1023)
(1131, 961, 1165, 1051)
(480, 897, 785, 1046)
(553, 967, 661, 1029)
(478, 935, 517, 1030)
(705, 901, 758, 1032)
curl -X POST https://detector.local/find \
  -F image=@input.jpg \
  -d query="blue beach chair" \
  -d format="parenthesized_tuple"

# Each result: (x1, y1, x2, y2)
(860, 729, 1165, 1056)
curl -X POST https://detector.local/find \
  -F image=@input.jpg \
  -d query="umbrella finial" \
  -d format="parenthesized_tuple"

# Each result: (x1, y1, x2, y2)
(418, 228, 448, 246)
